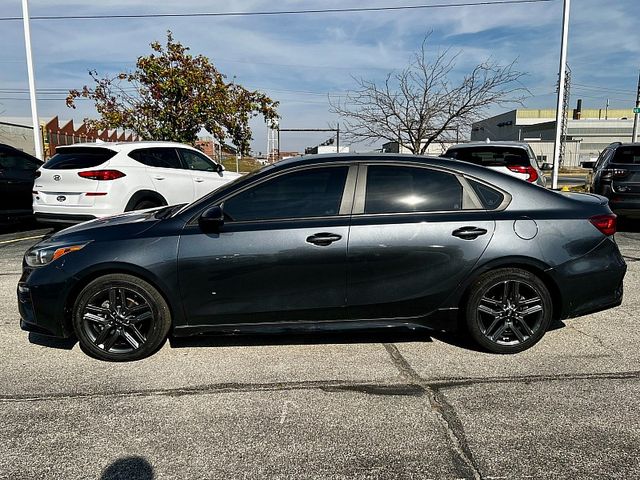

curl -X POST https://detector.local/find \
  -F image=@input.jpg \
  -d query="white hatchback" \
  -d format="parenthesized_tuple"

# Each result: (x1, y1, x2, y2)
(33, 141, 241, 224)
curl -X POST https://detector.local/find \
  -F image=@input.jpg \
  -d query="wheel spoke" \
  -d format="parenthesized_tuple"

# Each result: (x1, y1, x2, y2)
(491, 324, 508, 342)
(516, 317, 535, 336)
(502, 281, 510, 302)
(83, 312, 109, 325)
(86, 304, 109, 315)
(521, 304, 543, 317)
(121, 330, 140, 349)
(118, 288, 128, 313)
(128, 325, 147, 343)
(519, 296, 541, 306)
(478, 305, 500, 317)
(108, 288, 117, 311)
(130, 311, 152, 324)
(484, 317, 502, 336)
(128, 303, 149, 315)
(511, 282, 521, 304)
(481, 296, 501, 307)
(102, 329, 120, 352)
(511, 323, 526, 343)
(93, 325, 113, 347)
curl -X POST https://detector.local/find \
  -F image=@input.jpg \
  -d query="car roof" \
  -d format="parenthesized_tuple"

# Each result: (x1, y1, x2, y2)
(56, 141, 200, 153)
(446, 141, 531, 150)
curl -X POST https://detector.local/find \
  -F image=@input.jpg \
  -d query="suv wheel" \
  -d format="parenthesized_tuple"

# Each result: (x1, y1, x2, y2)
(72, 274, 171, 361)
(465, 268, 552, 354)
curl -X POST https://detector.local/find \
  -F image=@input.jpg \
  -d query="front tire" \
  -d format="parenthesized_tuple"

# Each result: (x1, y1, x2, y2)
(465, 268, 552, 354)
(72, 274, 171, 361)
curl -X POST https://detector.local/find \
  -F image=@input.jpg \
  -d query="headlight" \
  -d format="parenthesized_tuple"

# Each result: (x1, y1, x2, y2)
(25, 243, 90, 267)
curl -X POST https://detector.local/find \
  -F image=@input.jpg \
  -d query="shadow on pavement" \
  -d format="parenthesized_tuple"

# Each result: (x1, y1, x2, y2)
(28, 332, 76, 350)
(169, 326, 433, 349)
(617, 217, 640, 233)
(100, 456, 154, 480)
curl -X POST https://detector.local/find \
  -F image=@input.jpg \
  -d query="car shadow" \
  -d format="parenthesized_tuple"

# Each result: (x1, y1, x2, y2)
(28, 332, 77, 350)
(617, 217, 640, 233)
(169, 326, 434, 349)
(100, 456, 154, 480)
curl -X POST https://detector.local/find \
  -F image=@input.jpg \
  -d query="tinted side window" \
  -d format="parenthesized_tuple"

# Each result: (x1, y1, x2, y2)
(444, 147, 530, 167)
(180, 149, 216, 172)
(129, 148, 182, 169)
(611, 146, 640, 164)
(0, 151, 40, 170)
(44, 147, 116, 170)
(468, 179, 505, 210)
(364, 165, 462, 214)
(224, 167, 349, 221)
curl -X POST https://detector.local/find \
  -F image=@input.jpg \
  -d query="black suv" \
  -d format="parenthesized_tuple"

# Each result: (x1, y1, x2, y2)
(586, 142, 640, 218)
(0, 144, 43, 222)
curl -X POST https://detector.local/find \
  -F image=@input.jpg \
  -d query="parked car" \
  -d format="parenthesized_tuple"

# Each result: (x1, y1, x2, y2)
(584, 142, 640, 218)
(33, 141, 240, 224)
(19, 154, 625, 361)
(0, 143, 43, 222)
(442, 141, 550, 187)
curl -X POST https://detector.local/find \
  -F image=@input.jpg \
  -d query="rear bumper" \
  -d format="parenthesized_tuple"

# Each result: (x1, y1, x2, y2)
(550, 237, 626, 320)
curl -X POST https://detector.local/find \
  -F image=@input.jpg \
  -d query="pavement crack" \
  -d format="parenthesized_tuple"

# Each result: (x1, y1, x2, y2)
(566, 324, 623, 358)
(383, 343, 483, 480)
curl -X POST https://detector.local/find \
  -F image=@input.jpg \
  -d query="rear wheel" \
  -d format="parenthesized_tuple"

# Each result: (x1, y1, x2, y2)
(465, 268, 552, 354)
(72, 274, 171, 361)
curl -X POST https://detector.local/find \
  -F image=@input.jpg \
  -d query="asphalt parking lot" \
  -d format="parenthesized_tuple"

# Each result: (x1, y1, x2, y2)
(1, 222, 639, 479)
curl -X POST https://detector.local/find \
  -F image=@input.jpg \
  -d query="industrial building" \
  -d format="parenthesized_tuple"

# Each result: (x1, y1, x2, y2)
(471, 102, 635, 166)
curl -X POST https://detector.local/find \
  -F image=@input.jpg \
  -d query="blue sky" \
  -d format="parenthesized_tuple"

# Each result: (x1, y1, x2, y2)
(0, 0, 638, 153)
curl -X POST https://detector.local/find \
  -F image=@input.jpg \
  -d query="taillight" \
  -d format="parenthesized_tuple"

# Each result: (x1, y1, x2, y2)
(589, 214, 617, 236)
(78, 170, 125, 181)
(507, 165, 539, 183)
(601, 169, 628, 180)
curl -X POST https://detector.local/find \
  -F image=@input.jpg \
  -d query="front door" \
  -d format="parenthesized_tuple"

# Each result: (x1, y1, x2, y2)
(177, 164, 355, 325)
(347, 163, 495, 319)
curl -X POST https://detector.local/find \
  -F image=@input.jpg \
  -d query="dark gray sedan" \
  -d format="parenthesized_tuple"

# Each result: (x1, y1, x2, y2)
(19, 154, 626, 361)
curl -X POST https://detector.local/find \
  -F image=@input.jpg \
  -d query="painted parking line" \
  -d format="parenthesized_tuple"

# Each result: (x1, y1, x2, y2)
(0, 235, 45, 246)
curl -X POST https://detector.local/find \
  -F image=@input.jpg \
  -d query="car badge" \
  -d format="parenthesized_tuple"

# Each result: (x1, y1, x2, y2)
(53, 175, 61, 181)
(57, 195, 66, 202)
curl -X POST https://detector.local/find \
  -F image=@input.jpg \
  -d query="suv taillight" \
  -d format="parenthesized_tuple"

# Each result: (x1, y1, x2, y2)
(77, 170, 126, 181)
(507, 165, 539, 183)
(601, 169, 628, 180)
(589, 214, 617, 236)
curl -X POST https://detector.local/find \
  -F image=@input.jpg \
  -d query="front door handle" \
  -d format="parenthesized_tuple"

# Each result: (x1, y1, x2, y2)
(194, 177, 204, 183)
(452, 226, 488, 240)
(153, 175, 165, 180)
(306, 232, 342, 246)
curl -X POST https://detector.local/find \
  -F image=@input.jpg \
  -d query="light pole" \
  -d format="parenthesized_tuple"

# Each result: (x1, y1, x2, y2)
(21, 0, 44, 160)
(551, 0, 570, 190)
(632, 71, 639, 143)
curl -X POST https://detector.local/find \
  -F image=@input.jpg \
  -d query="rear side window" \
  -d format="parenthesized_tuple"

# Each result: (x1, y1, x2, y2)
(444, 147, 530, 167)
(224, 167, 349, 221)
(364, 165, 462, 214)
(44, 147, 116, 170)
(611, 146, 640, 164)
(0, 150, 40, 170)
(468, 179, 505, 210)
(129, 148, 183, 169)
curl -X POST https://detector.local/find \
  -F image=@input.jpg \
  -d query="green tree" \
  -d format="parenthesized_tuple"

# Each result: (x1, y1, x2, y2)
(67, 31, 278, 155)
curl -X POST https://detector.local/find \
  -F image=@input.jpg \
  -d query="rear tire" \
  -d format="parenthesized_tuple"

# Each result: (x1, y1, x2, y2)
(72, 274, 171, 361)
(465, 268, 552, 354)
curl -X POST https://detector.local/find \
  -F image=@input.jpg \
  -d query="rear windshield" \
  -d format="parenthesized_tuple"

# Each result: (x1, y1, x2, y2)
(44, 147, 117, 170)
(611, 146, 640, 164)
(444, 146, 530, 167)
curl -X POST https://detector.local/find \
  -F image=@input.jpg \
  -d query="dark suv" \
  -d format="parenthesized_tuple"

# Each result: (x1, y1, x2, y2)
(0, 143, 43, 222)
(587, 142, 640, 217)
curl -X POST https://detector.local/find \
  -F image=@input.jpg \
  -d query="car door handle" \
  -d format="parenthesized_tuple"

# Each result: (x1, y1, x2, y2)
(452, 226, 488, 240)
(153, 175, 165, 180)
(194, 177, 204, 183)
(306, 232, 342, 246)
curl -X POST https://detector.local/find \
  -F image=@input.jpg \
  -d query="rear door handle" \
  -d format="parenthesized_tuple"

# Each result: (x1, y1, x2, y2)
(452, 226, 488, 240)
(306, 232, 342, 246)
(153, 175, 165, 180)
(194, 177, 204, 183)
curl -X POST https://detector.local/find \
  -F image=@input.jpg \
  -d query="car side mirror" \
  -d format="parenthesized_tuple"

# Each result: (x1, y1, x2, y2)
(216, 163, 224, 173)
(540, 162, 553, 171)
(581, 161, 596, 170)
(199, 205, 224, 231)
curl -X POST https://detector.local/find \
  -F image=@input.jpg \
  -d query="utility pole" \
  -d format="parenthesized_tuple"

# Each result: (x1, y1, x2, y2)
(633, 70, 640, 143)
(21, 0, 43, 160)
(605, 98, 609, 120)
(551, 0, 570, 190)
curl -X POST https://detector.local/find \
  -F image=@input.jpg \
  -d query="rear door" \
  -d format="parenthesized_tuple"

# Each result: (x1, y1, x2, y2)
(35, 147, 115, 209)
(177, 148, 233, 199)
(128, 148, 195, 205)
(346, 163, 496, 320)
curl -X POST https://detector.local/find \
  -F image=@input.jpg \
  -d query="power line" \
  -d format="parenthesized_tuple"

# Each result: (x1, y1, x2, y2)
(0, 0, 555, 22)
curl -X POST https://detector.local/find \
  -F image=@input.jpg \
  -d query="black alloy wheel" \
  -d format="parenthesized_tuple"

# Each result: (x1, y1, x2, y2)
(73, 274, 171, 361)
(466, 268, 552, 354)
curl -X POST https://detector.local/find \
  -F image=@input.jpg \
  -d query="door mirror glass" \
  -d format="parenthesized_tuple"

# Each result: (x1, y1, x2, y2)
(541, 162, 553, 171)
(216, 163, 224, 173)
(199, 205, 224, 231)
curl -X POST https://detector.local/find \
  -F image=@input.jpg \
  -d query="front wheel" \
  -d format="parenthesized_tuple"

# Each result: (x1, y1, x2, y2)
(72, 274, 171, 361)
(465, 268, 552, 354)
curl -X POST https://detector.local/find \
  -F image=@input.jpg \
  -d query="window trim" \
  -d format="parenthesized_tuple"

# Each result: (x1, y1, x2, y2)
(187, 163, 358, 226)
(352, 162, 495, 216)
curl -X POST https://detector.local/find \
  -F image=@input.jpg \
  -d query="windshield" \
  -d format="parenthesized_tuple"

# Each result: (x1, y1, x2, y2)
(444, 146, 530, 167)
(611, 146, 640, 164)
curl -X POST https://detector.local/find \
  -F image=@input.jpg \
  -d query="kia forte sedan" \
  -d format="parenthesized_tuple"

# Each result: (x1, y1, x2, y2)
(18, 154, 626, 361)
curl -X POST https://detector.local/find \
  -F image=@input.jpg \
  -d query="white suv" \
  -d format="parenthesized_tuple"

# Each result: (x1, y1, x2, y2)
(33, 141, 240, 224)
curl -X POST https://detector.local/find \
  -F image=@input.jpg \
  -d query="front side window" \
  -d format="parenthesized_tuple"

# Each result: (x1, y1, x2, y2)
(129, 148, 183, 169)
(224, 167, 349, 221)
(180, 149, 217, 172)
(364, 165, 463, 214)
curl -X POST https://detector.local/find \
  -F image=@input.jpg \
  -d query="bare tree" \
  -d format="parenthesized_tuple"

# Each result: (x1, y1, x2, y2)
(330, 37, 529, 154)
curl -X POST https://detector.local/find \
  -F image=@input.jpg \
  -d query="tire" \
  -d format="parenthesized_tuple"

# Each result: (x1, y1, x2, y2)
(465, 268, 552, 354)
(72, 274, 171, 361)
(131, 199, 160, 211)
